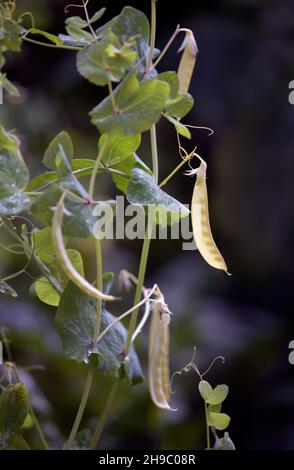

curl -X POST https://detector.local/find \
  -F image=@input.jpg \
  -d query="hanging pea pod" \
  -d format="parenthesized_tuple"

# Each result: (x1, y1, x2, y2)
(148, 289, 176, 411)
(187, 154, 229, 273)
(52, 193, 117, 302)
(177, 29, 198, 93)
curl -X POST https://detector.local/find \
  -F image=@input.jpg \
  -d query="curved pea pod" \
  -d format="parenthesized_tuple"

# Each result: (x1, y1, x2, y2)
(148, 303, 176, 411)
(177, 29, 199, 93)
(52, 195, 117, 302)
(189, 156, 229, 273)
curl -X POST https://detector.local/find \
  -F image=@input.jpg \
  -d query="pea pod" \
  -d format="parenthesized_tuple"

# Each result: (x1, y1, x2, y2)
(188, 154, 229, 273)
(52, 194, 116, 302)
(148, 292, 176, 411)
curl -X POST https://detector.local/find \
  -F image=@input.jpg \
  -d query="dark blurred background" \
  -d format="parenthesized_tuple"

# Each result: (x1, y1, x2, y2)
(1, 0, 294, 450)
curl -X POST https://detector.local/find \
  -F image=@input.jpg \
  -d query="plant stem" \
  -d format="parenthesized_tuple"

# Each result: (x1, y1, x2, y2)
(125, 126, 158, 351)
(92, 237, 103, 344)
(29, 407, 49, 450)
(159, 151, 194, 188)
(64, 135, 107, 450)
(64, 369, 93, 450)
(88, 137, 108, 200)
(82, 0, 97, 39)
(125, 204, 153, 353)
(22, 36, 81, 51)
(204, 399, 211, 450)
(151, 25, 180, 71)
(108, 81, 117, 111)
(89, 379, 120, 450)
(146, 0, 157, 72)
(126, 0, 159, 350)
(150, 124, 159, 184)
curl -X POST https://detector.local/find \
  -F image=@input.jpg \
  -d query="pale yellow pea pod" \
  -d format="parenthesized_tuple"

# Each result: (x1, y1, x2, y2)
(177, 29, 199, 94)
(52, 194, 117, 302)
(189, 155, 229, 273)
(148, 297, 176, 411)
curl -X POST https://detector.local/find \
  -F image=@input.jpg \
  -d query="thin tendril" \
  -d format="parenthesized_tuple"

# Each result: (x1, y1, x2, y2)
(202, 356, 225, 377)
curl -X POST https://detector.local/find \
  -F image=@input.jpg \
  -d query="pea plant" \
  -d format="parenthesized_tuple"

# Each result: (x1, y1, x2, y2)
(0, 0, 234, 450)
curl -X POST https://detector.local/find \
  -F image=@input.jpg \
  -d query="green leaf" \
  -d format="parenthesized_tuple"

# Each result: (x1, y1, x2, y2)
(213, 432, 235, 450)
(55, 144, 89, 200)
(208, 412, 231, 431)
(27, 28, 63, 46)
(165, 93, 194, 119)
(0, 281, 18, 298)
(100, 133, 141, 166)
(21, 413, 33, 430)
(25, 171, 57, 192)
(6, 434, 30, 450)
(208, 403, 222, 414)
(159, 71, 194, 119)
(0, 192, 31, 215)
(42, 131, 73, 170)
(96, 7, 149, 63)
(102, 272, 115, 296)
(90, 8, 106, 24)
(58, 33, 86, 47)
(0, 73, 20, 97)
(164, 115, 191, 139)
(56, 282, 143, 385)
(111, 154, 151, 193)
(35, 249, 85, 307)
(33, 227, 57, 264)
(206, 385, 229, 405)
(33, 141, 95, 238)
(0, 384, 29, 433)
(0, 126, 19, 153)
(1, 19, 22, 52)
(198, 380, 213, 401)
(90, 69, 170, 135)
(126, 168, 189, 225)
(111, 153, 151, 194)
(0, 149, 31, 215)
(35, 278, 60, 307)
(65, 16, 88, 29)
(158, 71, 179, 98)
(26, 159, 97, 192)
(31, 185, 96, 238)
(77, 31, 136, 86)
(65, 24, 93, 43)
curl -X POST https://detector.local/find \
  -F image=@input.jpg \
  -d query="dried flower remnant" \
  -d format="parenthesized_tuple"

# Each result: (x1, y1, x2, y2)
(177, 29, 198, 93)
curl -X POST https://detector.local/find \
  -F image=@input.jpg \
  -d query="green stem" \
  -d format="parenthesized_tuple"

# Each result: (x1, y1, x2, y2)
(92, 237, 103, 344)
(204, 399, 211, 450)
(150, 124, 159, 184)
(125, 118, 159, 354)
(108, 81, 117, 110)
(88, 137, 108, 200)
(146, 0, 157, 72)
(159, 151, 193, 188)
(64, 369, 93, 450)
(125, 226, 152, 353)
(89, 379, 120, 450)
(22, 36, 81, 51)
(64, 136, 107, 451)
(29, 407, 49, 450)
(82, 0, 97, 39)
(150, 25, 180, 71)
